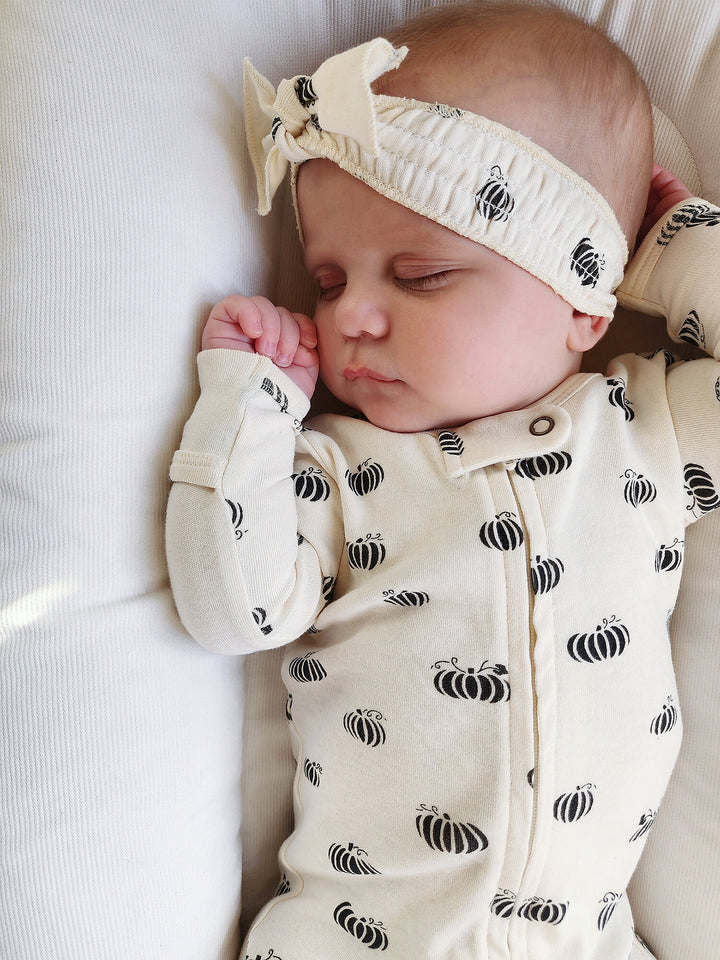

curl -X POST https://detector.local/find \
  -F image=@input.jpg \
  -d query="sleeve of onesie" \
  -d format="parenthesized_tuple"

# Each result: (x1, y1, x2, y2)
(166, 349, 344, 654)
(616, 198, 720, 526)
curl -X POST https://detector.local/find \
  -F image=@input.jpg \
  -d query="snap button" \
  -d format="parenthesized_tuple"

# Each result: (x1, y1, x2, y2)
(529, 415, 555, 436)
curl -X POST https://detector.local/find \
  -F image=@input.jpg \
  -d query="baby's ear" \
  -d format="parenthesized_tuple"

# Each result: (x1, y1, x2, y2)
(567, 312, 609, 353)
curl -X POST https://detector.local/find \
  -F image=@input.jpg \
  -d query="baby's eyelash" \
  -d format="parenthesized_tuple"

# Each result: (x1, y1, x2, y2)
(317, 281, 345, 301)
(396, 271, 450, 290)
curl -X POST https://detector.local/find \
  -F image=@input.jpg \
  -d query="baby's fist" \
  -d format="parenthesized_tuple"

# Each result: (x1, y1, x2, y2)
(202, 295, 319, 399)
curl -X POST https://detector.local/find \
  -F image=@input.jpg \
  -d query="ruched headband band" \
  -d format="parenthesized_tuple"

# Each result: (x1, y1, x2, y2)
(244, 38, 628, 317)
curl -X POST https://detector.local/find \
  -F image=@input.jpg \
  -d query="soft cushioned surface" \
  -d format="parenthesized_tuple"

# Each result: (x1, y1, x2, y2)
(1, 1, 718, 958)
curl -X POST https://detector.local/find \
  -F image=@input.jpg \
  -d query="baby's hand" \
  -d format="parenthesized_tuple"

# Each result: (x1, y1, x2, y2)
(202, 295, 319, 399)
(638, 163, 693, 244)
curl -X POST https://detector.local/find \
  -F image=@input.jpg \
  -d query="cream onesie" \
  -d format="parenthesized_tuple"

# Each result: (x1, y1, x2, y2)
(167, 202, 720, 960)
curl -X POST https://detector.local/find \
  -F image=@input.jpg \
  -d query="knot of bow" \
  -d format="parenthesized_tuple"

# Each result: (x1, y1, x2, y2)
(243, 38, 407, 214)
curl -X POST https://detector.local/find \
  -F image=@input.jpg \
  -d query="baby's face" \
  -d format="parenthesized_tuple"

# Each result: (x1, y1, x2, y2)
(297, 160, 587, 433)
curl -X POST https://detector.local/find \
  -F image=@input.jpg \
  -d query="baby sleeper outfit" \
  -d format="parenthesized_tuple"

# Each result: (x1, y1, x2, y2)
(167, 205, 720, 959)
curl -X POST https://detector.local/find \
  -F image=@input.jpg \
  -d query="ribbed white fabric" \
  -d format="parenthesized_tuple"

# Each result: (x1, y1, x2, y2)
(2, 1, 720, 959)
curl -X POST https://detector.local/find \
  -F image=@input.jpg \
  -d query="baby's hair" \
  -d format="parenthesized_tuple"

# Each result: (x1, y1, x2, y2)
(377, 1, 653, 248)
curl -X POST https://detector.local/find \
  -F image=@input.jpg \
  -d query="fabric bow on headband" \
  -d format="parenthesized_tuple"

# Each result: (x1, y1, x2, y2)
(243, 38, 628, 317)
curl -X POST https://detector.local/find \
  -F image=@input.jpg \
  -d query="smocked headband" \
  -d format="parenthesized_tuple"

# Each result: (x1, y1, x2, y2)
(244, 38, 628, 317)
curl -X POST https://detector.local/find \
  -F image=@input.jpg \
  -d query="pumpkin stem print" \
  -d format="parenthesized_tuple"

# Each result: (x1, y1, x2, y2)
(606, 378, 635, 422)
(474, 165, 515, 222)
(415, 804, 488, 854)
(288, 651, 327, 682)
(479, 512, 524, 551)
(347, 534, 386, 570)
(621, 469, 657, 507)
(650, 697, 678, 736)
(517, 896, 568, 925)
(328, 842, 381, 876)
(553, 784, 596, 823)
(432, 657, 510, 703)
(654, 539, 684, 573)
(333, 902, 388, 951)
(597, 892, 622, 932)
(225, 499, 247, 539)
(382, 588, 429, 607)
(684, 462, 720, 515)
(567, 616, 630, 663)
(303, 758, 322, 787)
(628, 809, 657, 842)
(491, 889, 517, 918)
(292, 467, 330, 502)
(346, 459, 385, 496)
(530, 556, 565, 595)
(343, 708, 387, 747)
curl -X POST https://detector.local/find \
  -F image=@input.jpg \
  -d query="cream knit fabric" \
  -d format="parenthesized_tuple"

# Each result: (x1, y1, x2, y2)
(244, 39, 628, 318)
(167, 203, 720, 959)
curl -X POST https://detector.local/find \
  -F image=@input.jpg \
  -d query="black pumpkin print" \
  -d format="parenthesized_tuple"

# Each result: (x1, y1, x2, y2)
(432, 657, 511, 703)
(333, 902, 388, 951)
(303, 758, 322, 787)
(515, 451, 572, 480)
(597, 892, 622, 932)
(285, 692, 293, 722)
(292, 467, 330, 502)
(225, 500, 247, 539)
(415, 804, 488, 854)
(252, 607, 273, 636)
(684, 463, 720, 514)
(570, 236, 604, 288)
(607, 378, 635, 422)
(328, 842, 381, 876)
(553, 783, 596, 823)
(438, 430, 465, 456)
(428, 101, 464, 119)
(288, 651, 327, 682)
(715, 375, 720, 402)
(343, 708, 386, 747)
(650, 697, 678, 736)
(294, 75, 318, 108)
(475, 165, 515, 222)
(346, 459, 385, 496)
(658, 201, 720, 245)
(654, 539, 684, 572)
(321, 575, 336, 604)
(629, 809, 657, 842)
(678, 309, 705, 347)
(531, 556, 565, 595)
(491, 889, 516, 918)
(261, 377, 289, 413)
(479, 512, 524, 551)
(246, 951, 282, 960)
(567, 616, 630, 663)
(517, 896, 568, 925)
(527, 768, 535, 789)
(347, 534, 386, 570)
(382, 588, 430, 607)
(276, 874, 291, 897)
(622, 469, 657, 507)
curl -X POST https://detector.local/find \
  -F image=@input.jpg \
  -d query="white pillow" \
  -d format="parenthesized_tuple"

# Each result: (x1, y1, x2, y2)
(1, 1, 718, 959)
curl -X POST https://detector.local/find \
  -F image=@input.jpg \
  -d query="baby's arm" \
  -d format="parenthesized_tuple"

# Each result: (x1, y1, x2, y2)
(618, 168, 720, 358)
(166, 298, 339, 654)
(616, 170, 720, 525)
